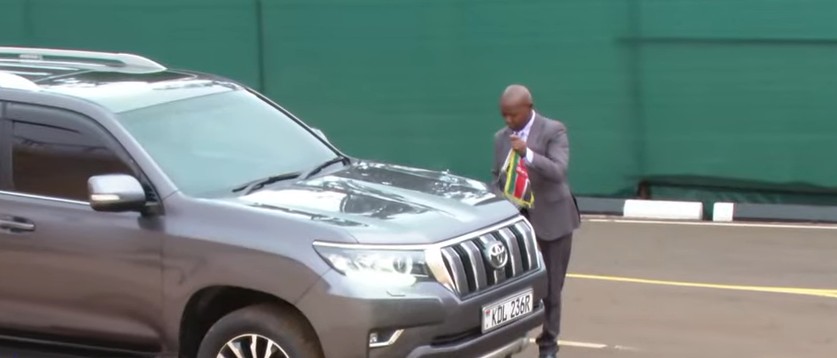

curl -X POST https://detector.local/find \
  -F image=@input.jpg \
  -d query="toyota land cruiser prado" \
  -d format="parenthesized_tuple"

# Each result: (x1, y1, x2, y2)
(0, 47, 547, 358)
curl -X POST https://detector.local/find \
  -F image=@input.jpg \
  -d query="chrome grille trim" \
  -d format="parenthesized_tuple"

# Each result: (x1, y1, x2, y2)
(496, 228, 523, 276)
(512, 221, 539, 271)
(459, 240, 488, 292)
(441, 247, 468, 293)
(439, 218, 540, 297)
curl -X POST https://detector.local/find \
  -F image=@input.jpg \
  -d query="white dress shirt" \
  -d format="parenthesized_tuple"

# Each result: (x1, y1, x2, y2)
(514, 110, 536, 164)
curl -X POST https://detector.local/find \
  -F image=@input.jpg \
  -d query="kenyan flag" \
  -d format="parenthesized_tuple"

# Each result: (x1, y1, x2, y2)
(501, 149, 534, 209)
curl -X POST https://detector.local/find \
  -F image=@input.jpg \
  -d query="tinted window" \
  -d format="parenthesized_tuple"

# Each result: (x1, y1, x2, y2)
(12, 120, 132, 201)
(116, 87, 338, 197)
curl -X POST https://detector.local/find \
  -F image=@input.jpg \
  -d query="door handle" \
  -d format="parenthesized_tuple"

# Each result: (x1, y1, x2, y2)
(0, 218, 35, 233)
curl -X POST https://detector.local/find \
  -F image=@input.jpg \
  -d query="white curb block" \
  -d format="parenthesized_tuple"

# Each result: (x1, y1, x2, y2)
(623, 199, 704, 220)
(712, 202, 735, 222)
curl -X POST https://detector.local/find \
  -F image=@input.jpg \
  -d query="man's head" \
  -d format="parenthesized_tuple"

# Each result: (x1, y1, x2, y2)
(500, 84, 534, 131)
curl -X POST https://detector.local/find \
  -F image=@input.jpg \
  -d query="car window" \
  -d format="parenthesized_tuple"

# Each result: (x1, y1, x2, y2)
(115, 88, 338, 197)
(10, 113, 133, 202)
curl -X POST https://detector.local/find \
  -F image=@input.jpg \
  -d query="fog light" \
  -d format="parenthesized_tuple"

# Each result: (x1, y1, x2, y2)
(369, 329, 404, 348)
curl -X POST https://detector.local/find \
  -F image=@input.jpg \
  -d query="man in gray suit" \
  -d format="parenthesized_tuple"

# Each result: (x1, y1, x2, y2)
(491, 84, 581, 358)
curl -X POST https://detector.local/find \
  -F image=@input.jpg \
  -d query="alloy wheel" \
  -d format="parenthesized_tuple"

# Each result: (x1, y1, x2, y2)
(217, 334, 289, 358)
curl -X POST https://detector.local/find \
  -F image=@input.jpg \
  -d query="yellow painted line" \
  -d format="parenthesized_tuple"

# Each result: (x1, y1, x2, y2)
(527, 338, 638, 350)
(568, 273, 837, 299)
(558, 340, 607, 349)
(527, 338, 605, 348)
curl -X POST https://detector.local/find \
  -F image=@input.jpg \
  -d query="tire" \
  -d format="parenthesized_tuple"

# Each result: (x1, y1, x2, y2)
(196, 303, 324, 358)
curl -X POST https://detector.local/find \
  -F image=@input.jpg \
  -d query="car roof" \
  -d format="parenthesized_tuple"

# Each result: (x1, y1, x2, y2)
(0, 47, 242, 113)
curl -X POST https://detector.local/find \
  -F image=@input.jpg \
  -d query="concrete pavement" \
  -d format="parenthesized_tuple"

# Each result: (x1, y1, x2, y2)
(515, 219, 837, 358)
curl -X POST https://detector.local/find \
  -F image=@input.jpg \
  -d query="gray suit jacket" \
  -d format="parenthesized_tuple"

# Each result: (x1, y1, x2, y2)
(491, 113, 581, 241)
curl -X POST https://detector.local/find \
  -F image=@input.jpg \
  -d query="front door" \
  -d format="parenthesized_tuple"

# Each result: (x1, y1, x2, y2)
(0, 102, 164, 353)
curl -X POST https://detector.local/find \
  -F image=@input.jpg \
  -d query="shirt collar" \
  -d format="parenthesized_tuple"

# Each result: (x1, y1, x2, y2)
(517, 109, 536, 136)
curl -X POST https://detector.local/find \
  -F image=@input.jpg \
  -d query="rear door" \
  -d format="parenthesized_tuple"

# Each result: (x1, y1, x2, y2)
(0, 102, 164, 353)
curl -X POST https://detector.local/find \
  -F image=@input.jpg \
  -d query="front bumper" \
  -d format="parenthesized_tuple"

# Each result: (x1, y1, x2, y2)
(295, 264, 548, 358)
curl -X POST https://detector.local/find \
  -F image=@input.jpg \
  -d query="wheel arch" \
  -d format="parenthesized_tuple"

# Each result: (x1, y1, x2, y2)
(178, 285, 322, 358)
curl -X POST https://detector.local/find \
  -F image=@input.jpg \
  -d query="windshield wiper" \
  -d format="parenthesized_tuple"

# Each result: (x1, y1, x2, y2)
(301, 155, 351, 180)
(232, 171, 302, 195)
(231, 156, 350, 195)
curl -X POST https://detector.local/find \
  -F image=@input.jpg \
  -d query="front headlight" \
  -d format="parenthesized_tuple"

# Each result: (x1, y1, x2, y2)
(313, 242, 432, 287)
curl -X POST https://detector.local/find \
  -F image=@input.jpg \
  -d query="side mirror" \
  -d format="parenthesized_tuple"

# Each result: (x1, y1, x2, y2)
(311, 127, 330, 143)
(88, 174, 147, 212)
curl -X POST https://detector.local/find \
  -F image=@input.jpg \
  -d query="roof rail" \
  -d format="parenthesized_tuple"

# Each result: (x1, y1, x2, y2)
(0, 71, 41, 91)
(0, 46, 167, 71)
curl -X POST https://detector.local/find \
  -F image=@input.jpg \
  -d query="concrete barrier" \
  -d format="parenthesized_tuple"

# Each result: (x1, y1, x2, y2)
(713, 202, 837, 223)
(575, 197, 625, 216)
(623, 199, 704, 220)
(576, 196, 837, 224)
(576, 197, 704, 220)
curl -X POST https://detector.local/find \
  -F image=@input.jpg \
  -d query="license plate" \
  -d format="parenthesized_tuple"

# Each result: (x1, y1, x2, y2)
(481, 289, 534, 333)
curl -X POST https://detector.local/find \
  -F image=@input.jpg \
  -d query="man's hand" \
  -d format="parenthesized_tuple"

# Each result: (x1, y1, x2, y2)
(510, 134, 528, 157)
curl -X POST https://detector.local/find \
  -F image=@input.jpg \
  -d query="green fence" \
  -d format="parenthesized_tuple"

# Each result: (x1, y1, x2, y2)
(3, 0, 837, 204)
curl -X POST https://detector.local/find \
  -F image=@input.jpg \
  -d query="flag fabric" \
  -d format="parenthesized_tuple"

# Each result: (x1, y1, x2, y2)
(500, 149, 534, 209)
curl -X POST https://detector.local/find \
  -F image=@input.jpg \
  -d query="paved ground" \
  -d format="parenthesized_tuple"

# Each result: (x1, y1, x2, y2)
(515, 218, 837, 358)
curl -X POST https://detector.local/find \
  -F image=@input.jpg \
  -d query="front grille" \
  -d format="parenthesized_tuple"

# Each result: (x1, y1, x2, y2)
(440, 219, 540, 297)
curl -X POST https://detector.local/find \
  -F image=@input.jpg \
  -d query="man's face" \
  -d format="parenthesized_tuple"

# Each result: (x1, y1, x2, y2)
(501, 101, 531, 131)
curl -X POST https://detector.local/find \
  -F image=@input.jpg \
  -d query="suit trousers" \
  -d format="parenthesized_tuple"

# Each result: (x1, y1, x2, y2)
(535, 233, 573, 355)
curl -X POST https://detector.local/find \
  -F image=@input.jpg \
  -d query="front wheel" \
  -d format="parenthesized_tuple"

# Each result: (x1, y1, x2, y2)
(197, 303, 323, 358)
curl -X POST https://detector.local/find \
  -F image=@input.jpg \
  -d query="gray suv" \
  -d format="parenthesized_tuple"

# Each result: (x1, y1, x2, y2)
(0, 47, 548, 358)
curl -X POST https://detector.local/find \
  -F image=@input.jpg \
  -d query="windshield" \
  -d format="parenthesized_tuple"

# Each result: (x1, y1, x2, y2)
(116, 89, 338, 197)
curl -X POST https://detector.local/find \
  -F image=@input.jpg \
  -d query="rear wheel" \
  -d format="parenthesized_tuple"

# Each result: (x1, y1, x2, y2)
(196, 303, 323, 358)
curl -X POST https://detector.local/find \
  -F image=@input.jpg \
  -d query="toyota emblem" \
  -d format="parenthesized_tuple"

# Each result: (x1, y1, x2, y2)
(484, 242, 509, 269)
